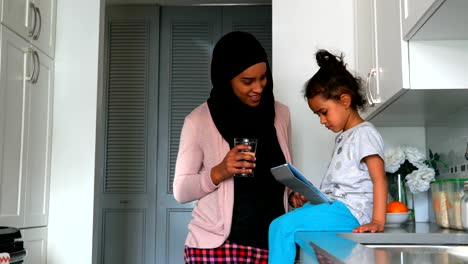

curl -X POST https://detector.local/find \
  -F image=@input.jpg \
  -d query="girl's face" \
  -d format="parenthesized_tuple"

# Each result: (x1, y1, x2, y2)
(307, 94, 351, 133)
(230, 62, 267, 107)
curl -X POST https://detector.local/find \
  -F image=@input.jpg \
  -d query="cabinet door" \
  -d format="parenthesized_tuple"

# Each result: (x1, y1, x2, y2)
(400, 0, 444, 40)
(23, 48, 53, 227)
(2, 0, 56, 57)
(354, 0, 380, 119)
(374, 0, 405, 104)
(0, 26, 28, 227)
(1, 0, 30, 40)
(21, 227, 47, 264)
(31, 0, 56, 58)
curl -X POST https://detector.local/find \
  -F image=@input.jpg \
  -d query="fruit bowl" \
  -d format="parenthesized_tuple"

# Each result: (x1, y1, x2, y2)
(385, 212, 410, 227)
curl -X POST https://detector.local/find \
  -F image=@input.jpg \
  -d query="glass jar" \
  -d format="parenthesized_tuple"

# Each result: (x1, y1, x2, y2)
(461, 181, 468, 230)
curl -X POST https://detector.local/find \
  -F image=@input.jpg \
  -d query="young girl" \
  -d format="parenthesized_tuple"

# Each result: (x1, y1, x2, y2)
(268, 50, 387, 263)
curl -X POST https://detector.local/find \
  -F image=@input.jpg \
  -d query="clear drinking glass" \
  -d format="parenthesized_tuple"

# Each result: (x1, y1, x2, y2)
(233, 138, 257, 177)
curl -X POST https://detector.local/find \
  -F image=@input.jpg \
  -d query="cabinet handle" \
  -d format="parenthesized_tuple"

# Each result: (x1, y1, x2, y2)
(33, 6, 42, 40)
(28, 2, 38, 38)
(32, 50, 40, 84)
(120, 200, 130, 204)
(25, 48, 36, 83)
(366, 68, 377, 106)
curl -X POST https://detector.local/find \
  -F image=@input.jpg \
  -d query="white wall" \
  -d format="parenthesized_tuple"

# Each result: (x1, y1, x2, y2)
(48, 0, 105, 263)
(272, 0, 356, 185)
(378, 127, 426, 152)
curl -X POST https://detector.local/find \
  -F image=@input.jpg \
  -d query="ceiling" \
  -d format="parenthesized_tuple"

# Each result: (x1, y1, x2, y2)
(106, 0, 271, 5)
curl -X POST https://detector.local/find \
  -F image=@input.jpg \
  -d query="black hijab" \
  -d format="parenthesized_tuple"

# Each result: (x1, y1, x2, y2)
(207, 31, 276, 148)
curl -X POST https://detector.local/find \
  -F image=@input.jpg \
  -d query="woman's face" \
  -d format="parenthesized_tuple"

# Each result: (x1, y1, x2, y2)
(230, 62, 267, 107)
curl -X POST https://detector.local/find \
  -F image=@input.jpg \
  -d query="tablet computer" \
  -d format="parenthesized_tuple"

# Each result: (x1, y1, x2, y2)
(271, 163, 331, 205)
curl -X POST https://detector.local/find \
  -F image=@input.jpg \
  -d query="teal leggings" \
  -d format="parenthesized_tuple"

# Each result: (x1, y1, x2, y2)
(268, 201, 360, 264)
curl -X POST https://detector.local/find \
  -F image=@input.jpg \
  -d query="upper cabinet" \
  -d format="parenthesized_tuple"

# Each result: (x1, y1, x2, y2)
(400, 0, 468, 90)
(354, 0, 409, 119)
(400, 0, 443, 40)
(401, 0, 468, 40)
(355, 0, 468, 126)
(0, 26, 54, 228)
(1, 0, 57, 58)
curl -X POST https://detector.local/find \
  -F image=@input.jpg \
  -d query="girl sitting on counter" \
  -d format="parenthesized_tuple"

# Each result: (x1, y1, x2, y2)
(268, 49, 387, 264)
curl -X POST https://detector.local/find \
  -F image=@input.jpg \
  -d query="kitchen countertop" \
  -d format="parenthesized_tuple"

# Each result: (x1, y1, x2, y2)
(295, 222, 468, 263)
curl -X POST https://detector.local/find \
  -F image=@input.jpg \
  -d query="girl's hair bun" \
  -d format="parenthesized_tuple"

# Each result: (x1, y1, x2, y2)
(315, 49, 345, 70)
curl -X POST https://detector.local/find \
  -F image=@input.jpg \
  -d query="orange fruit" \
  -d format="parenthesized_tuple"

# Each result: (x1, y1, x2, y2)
(387, 201, 408, 213)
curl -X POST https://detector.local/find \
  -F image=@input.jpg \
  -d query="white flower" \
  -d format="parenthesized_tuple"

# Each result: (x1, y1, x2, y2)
(404, 146, 426, 169)
(405, 166, 435, 193)
(384, 146, 405, 173)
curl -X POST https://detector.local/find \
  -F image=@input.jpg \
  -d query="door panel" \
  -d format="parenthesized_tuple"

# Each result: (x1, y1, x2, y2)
(23, 48, 53, 227)
(22, 227, 48, 264)
(99, 6, 160, 264)
(101, 5, 272, 264)
(1, 0, 30, 39)
(157, 5, 272, 264)
(0, 26, 28, 227)
(103, 210, 145, 264)
(157, 7, 220, 263)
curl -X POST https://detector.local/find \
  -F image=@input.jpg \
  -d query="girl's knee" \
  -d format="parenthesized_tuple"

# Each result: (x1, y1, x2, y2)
(269, 214, 295, 234)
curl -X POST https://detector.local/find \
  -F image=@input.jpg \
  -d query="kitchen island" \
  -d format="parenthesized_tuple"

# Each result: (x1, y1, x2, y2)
(295, 223, 468, 263)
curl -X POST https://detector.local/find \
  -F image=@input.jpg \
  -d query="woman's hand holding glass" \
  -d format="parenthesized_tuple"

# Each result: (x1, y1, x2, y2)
(210, 144, 256, 185)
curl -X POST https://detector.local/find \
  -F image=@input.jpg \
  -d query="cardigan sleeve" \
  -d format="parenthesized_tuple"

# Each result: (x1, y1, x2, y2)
(173, 115, 219, 204)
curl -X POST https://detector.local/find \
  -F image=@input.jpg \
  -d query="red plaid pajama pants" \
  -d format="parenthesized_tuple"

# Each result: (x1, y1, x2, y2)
(184, 241, 268, 264)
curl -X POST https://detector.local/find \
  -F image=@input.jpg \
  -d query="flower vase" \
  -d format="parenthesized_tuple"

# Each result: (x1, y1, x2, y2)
(388, 174, 413, 219)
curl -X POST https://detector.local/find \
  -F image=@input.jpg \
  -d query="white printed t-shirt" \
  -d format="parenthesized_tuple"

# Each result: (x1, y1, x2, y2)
(320, 121, 384, 224)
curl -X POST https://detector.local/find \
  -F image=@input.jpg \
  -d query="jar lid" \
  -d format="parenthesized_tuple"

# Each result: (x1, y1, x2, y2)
(443, 178, 468, 182)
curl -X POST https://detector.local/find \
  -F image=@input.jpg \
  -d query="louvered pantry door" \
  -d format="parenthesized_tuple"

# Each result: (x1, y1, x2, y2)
(101, 6, 159, 264)
(156, 6, 272, 264)
(156, 7, 221, 264)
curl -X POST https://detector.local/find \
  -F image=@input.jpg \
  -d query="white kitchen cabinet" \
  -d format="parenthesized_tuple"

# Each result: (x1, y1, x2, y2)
(22, 227, 48, 264)
(23, 47, 53, 228)
(406, 0, 468, 40)
(0, 26, 29, 227)
(1, 0, 57, 58)
(355, 0, 468, 127)
(354, 0, 408, 119)
(400, 0, 444, 40)
(0, 25, 53, 228)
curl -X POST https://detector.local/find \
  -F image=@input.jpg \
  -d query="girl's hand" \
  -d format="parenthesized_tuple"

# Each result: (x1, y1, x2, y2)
(352, 220, 385, 233)
(210, 144, 256, 185)
(289, 192, 309, 208)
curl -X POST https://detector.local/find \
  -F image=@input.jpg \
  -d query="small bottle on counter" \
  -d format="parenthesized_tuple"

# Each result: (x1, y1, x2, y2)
(461, 181, 468, 230)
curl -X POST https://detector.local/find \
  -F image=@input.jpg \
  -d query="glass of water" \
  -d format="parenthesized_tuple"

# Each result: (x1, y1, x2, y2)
(233, 138, 257, 177)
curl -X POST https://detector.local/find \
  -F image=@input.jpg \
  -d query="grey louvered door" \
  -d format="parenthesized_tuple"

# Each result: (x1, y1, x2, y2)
(156, 5, 271, 264)
(156, 7, 221, 264)
(100, 6, 159, 264)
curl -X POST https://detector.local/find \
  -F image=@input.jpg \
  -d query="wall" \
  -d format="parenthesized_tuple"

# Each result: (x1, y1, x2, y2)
(378, 127, 426, 151)
(272, 0, 355, 185)
(426, 106, 468, 179)
(48, 0, 105, 263)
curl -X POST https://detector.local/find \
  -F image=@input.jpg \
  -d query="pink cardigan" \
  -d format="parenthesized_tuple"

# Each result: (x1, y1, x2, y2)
(173, 101, 293, 248)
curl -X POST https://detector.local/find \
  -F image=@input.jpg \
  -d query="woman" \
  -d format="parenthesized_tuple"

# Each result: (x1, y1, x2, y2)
(173, 31, 293, 263)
